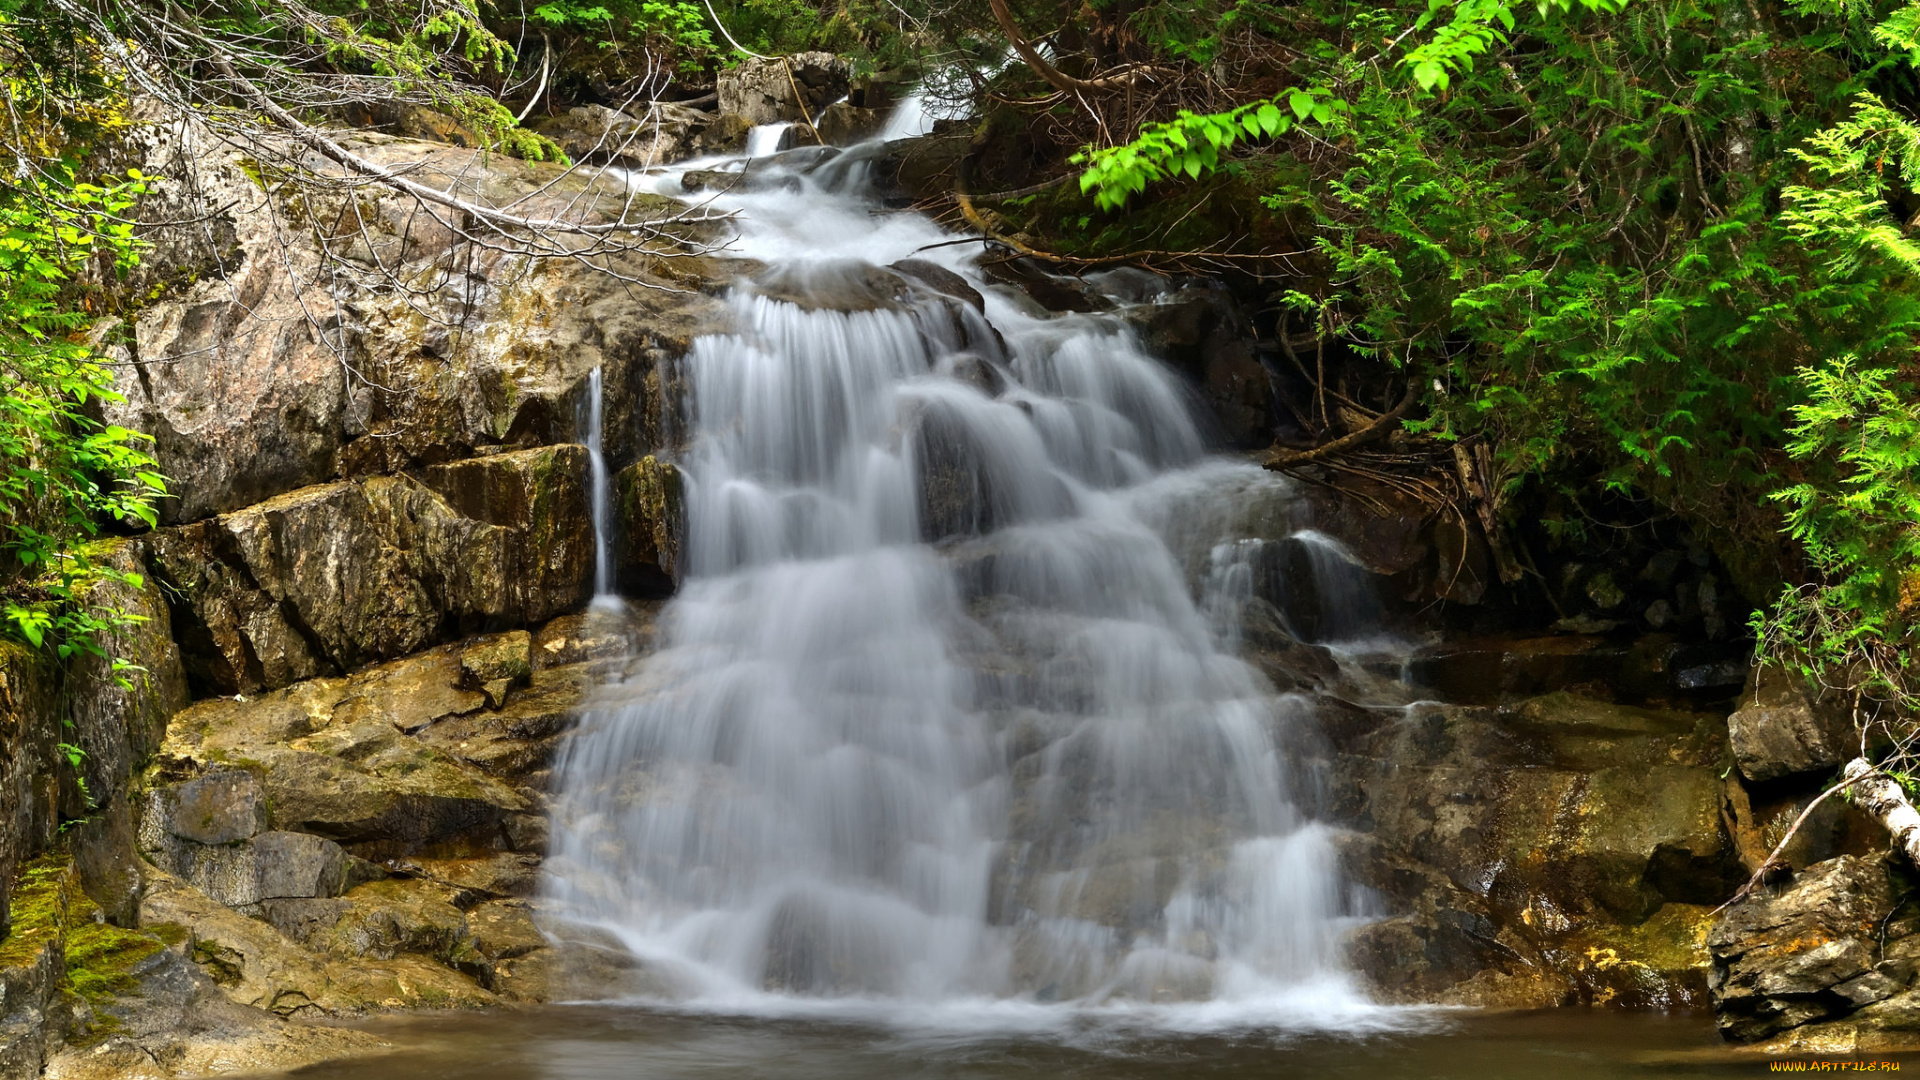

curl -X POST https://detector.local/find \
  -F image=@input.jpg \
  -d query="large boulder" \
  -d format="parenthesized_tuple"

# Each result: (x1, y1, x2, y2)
(717, 53, 849, 126)
(1727, 666, 1853, 782)
(1709, 854, 1920, 1046)
(103, 124, 727, 524)
(531, 102, 712, 168)
(1334, 693, 1740, 1005)
(1120, 286, 1273, 448)
(150, 455, 593, 697)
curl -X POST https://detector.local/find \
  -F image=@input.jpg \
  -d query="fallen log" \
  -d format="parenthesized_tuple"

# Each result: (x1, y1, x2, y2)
(1845, 756, 1920, 870)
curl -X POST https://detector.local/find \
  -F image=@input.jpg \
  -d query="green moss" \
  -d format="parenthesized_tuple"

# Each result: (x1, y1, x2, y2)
(0, 856, 70, 970)
(64, 918, 163, 1006)
(3, 852, 177, 1043)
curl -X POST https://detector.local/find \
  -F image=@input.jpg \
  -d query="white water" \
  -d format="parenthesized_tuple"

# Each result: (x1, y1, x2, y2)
(745, 122, 794, 157)
(547, 110, 1403, 1030)
(585, 365, 615, 605)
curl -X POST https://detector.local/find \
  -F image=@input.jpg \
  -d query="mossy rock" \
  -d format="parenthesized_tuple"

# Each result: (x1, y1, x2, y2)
(1, 854, 179, 1047)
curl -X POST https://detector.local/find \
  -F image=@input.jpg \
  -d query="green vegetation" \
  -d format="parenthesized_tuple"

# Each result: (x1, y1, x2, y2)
(949, 0, 1920, 727)
(0, 77, 166, 668)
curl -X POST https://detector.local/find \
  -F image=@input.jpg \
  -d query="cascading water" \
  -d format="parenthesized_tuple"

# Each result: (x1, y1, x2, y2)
(585, 365, 615, 605)
(547, 116, 1399, 1027)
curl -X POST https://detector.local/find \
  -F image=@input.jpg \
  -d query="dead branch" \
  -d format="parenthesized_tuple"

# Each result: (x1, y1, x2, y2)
(1264, 385, 1416, 469)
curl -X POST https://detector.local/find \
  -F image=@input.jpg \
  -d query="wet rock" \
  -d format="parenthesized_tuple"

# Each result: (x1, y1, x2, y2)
(1120, 287, 1273, 448)
(614, 456, 683, 596)
(532, 605, 657, 669)
(1404, 633, 1731, 706)
(1727, 666, 1853, 782)
(753, 258, 918, 312)
(815, 101, 881, 145)
(1335, 692, 1744, 1006)
(689, 113, 753, 155)
(384, 853, 544, 901)
(717, 53, 849, 125)
(889, 258, 986, 312)
(1709, 854, 1919, 1043)
(980, 258, 1111, 314)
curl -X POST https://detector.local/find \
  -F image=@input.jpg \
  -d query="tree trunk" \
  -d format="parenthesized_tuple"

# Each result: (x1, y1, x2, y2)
(1845, 757, 1920, 871)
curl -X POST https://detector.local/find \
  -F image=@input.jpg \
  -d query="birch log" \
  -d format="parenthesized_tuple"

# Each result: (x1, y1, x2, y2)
(1845, 756, 1920, 870)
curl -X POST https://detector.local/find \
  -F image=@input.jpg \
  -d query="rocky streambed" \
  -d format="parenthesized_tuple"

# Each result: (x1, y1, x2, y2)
(1, 67, 1915, 1079)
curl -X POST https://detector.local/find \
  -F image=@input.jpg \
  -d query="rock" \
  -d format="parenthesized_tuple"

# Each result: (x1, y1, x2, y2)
(815, 101, 881, 145)
(140, 870, 496, 1016)
(1709, 854, 1920, 1043)
(64, 541, 191, 812)
(357, 102, 478, 146)
(256, 832, 351, 901)
(717, 54, 850, 125)
(531, 102, 711, 168)
(615, 456, 683, 595)
(0, 866, 63, 1080)
(104, 126, 727, 524)
(39, 942, 385, 1080)
(1331, 693, 1746, 1006)
(148, 631, 591, 863)
(457, 630, 533, 701)
(532, 605, 657, 669)
(1728, 666, 1853, 782)
(689, 113, 753, 155)
(465, 900, 548, 963)
(889, 258, 985, 311)
(383, 853, 544, 901)
(1119, 287, 1273, 448)
(0, 644, 61, 946)
(138, 787, 352, 909)
(885, 134, 971, 202)
(156, 769, 268, 846)
(1405, 633, 1720, 705)
(153, 464, 594, 695)
(411, 663, 593, 788)
(422, 445, 598, 623)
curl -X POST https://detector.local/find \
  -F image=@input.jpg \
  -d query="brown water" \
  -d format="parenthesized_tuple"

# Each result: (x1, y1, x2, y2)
(253, 1006, 1895, 1079)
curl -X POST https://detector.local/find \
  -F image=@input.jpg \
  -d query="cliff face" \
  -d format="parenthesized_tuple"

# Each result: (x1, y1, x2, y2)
(0, 117, 710, 1078)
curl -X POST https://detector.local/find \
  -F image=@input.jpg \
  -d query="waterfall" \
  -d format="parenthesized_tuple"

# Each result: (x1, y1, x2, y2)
(586, 365, 614, 604)
(546, 116, 1390, 1026)
(745, 122, 794, 157)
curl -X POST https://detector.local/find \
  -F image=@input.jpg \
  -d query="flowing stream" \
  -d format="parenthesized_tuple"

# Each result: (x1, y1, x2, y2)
(545, 113, 1400, 1030)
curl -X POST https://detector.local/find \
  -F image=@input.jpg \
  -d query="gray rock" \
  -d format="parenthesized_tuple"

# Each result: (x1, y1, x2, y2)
(1708, 854, 1918, 1042)
(255, 831, 351, 901)
(163, 769, 269, 845)
(1728, 667, 1853, 782)
(717, 53, 849, 125)
(815, 101, 881, 145)
(531, 102, 712, 168)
